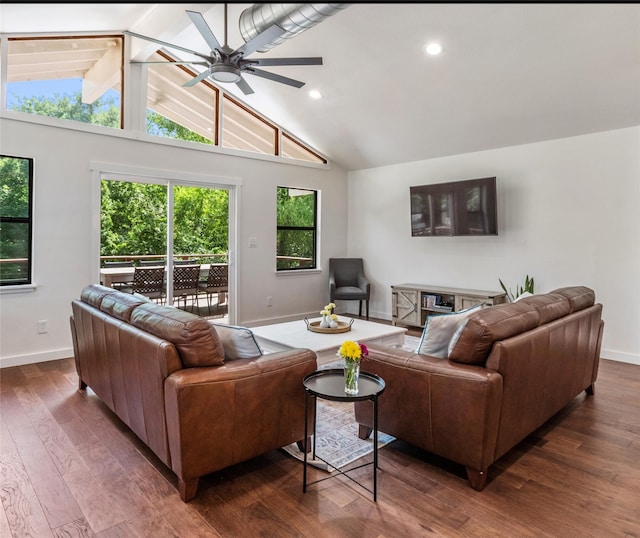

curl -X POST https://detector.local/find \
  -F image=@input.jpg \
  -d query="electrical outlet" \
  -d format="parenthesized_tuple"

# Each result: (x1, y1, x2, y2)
(37, 320, 48, 334)
(266, 296, 273, 307)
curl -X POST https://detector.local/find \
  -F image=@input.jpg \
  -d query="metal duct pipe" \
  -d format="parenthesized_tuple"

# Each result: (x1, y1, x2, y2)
(239, 3, 351, 53)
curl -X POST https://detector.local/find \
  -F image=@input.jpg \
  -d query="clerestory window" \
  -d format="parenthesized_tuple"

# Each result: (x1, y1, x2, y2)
(6, 35, 123, 129)
(3, 35, 327, 165)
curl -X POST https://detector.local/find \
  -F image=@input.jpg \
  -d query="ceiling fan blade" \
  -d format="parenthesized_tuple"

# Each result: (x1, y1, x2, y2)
(235, 25, 283, 58)
(183, 69, 212, 88)
(186, 10, 222, 53)
(236, 77, 255, 95)
(125, 31, 211, 62)
(250, 57, 323, 67)
(246, 68, 305, 89)
(131, 61, 209, 66)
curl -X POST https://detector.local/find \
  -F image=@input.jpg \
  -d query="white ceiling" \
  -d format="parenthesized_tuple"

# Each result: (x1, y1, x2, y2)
(2, 3, 639, 171)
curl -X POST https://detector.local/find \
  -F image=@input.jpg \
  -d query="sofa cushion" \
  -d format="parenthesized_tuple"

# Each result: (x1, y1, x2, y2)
(416, 304, 482, 358)
(548, 286, 595, 313)
(515, 293, 571, 325)
(209, 323, 263, 360)
(100, 291, 147, 322)
(448, 301, 541, 365)
(130, 303, 224, 367)
(81, 284, 117, 309)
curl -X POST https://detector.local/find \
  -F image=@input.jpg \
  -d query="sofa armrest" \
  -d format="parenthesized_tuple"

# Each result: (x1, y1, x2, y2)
(163, 348, 317, 500)
(355, 343, 503, 474)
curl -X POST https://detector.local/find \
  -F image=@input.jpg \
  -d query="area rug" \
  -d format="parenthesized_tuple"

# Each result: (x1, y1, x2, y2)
(281, 334, 420, 471)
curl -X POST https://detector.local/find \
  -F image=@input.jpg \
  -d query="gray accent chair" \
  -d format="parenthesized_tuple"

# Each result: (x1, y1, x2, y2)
(329, 258, 371, 319)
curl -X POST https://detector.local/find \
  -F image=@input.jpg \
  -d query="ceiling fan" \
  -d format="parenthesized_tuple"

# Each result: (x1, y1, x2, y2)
(125, 5, 323, 96)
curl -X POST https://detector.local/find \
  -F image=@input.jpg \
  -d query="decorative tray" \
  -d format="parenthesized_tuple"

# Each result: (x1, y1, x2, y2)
(304, 318, 354, 333)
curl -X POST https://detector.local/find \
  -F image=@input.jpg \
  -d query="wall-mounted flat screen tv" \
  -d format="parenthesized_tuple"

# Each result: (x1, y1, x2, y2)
(410, 176, 497, 236)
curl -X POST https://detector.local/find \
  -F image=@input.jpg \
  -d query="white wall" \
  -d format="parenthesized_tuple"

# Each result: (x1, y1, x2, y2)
(347, 127, 640, 365)
(0, 117, 349, 367)
(2, 119, 638, 367)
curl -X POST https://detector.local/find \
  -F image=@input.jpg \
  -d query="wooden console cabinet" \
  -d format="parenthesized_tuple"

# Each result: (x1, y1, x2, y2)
(391, 283, 507, 328)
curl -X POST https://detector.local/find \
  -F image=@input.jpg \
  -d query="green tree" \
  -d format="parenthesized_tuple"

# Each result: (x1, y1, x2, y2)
(0, 156, 29, 218)
(99, 181, 229, 260)
(10, 92, 120, 127)
(146, 111, 212, 144)
(100, 181, 167, 257)
(173, 186, 228, 256)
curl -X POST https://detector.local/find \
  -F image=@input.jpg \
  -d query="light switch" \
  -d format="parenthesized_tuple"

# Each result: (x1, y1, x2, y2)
(249, 236, 257, 248)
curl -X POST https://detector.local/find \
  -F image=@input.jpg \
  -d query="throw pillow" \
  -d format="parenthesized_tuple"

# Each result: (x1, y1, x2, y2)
(210, 322, 263, 360)
(130, 303, 225, 367)
(416, 304, 483, 358)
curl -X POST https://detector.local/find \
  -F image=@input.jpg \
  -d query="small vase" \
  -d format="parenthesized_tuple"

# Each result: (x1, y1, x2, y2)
(319, 316, 330, 328)
(344, 359, 360, 394)
(329, 319, 338, 328)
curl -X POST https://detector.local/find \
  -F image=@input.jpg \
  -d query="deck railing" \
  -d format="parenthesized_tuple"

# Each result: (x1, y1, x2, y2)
(100, 253, 228, 266)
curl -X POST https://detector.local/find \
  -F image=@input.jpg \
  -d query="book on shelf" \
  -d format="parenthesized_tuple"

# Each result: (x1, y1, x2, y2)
(429, 305, 454, 313)
(423, 294, 439, 308)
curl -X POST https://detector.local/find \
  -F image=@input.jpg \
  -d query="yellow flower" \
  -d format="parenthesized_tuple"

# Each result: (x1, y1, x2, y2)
(338, 340, 362, 361)
(330, 313, 338, 320)
(320, 309, 330, 316)
(325, 302, 336, 310)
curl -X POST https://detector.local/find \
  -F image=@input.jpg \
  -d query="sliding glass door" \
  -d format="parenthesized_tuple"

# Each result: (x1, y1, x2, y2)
(99, 176, 230, 318)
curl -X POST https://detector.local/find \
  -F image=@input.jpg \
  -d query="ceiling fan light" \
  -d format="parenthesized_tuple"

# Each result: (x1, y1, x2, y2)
(210, 64, 242, 83)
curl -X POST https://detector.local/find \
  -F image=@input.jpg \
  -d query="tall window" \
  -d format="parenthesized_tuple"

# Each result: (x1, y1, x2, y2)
(276, 187, 317, 270)
(0, 155, 33, 286)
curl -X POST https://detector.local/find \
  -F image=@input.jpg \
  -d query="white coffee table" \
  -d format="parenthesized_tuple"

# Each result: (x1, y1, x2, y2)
(251, 317, 407, 366)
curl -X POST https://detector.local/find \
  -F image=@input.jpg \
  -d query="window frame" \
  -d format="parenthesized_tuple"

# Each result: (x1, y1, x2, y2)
(276, 186, 318, 271)
(0, 154, 34, 288)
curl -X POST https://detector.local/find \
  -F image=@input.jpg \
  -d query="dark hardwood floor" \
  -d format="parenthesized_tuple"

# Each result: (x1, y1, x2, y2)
(1, 322, 639, 537)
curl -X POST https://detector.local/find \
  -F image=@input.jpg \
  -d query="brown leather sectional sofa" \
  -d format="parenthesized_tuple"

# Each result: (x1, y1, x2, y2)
(70, 284, 317, 502)
(355, 286, 604, 490)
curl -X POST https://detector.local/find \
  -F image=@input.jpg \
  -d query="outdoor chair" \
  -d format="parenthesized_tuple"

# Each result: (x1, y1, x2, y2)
(198, 264, 228, 315)
(131, 266, 165, 303)
(329, 258, 371, 319)
(172, 264, 201, 311)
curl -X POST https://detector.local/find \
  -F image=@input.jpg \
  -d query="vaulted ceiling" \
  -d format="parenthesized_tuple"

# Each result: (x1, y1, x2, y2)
(2, 3, 639, 171)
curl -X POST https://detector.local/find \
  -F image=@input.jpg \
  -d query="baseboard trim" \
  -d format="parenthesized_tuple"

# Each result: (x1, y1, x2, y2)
(0, 347, 73, 369)
(601, 348, 639, 366)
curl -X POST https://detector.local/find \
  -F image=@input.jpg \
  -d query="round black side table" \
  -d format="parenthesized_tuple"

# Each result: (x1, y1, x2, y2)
(302, 368, 386, 501)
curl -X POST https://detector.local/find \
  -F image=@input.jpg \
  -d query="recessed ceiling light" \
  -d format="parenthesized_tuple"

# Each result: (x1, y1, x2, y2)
(309, 90, 322, 99)
(425, 42, 444, 56)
